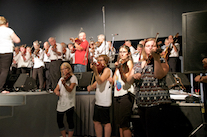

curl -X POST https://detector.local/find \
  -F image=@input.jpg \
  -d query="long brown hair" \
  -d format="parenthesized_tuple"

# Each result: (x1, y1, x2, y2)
(117, 45, 133, 71)
(141, 38, 157, 61)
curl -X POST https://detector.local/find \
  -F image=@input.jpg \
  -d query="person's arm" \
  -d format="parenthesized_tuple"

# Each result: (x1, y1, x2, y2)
(108, 68, 117, 85)
(118, 60, 134, 83)
(62, 82, 76, 93)
(153, 51, 169, 79)
(11, 32, 20, 44)
(172, 44, 178, 52)
(13, 53, 20, 62)
(70, 38, 84, 51)
(61, 76, 77, 92)
(92, 64, 111, 85)
(54, 84, 60, 96)
(87, 81, 97, 92)
(25, 52, 31, 62)
(195, 75, 207, 83)
(39, 49, 44, 60)
(55, 44, 62, 56)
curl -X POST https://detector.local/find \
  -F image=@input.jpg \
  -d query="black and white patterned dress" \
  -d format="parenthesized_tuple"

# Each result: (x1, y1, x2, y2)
(134, 58, 171, 107)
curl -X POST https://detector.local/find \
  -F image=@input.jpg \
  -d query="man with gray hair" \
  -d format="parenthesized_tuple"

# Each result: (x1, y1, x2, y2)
(70, 32, 89, 72)
(47, 37, 63, 91)
(94, 34, 109, 61)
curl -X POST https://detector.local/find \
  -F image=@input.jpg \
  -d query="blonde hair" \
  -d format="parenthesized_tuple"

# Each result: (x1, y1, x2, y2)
(0, 16, 8, 25)
(60, 62, 73, 77)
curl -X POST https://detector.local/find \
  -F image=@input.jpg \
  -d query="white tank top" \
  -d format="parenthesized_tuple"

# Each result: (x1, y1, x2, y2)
(95, 68, 112, 107)
(114, 69, 134, 97)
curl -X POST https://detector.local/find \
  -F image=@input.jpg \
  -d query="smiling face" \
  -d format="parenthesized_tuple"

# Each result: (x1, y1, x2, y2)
(144, 40, 157, 55)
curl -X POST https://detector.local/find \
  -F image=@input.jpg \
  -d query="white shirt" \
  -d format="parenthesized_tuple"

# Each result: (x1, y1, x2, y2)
(89, 48, 97, 63)
(14, 51, 31, 68)
(132, 52, 143, 64)
(62, 48, 70, 61)
(114, 69, 135, 97)
(43, 50, 51, 63)
(69, 51, 75, 64)
(48, 43, 63, 60)
(129, 46, 136, 54)
(109, 47, 116, 62)
(12, 51, 19, 67)
(0, 26, 14, 53)
(94, 41, 109, 58)
(95, 68, 113, 107)
(57, 75, 78, 112)
(169, 43, 180, 57)
(33, 48, 44, 68)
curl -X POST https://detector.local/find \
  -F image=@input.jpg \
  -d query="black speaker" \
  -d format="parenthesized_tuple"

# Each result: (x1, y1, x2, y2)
(3, 74, 20, 91)
(166, 72, 190, 89)
(13, 73, 37, 91)
(74, 72, 93, 91)
(182, 10, 207, 73)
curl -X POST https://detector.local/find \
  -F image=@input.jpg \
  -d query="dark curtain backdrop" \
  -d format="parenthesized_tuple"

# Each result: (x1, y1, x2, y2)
(0, 0, 207, 46)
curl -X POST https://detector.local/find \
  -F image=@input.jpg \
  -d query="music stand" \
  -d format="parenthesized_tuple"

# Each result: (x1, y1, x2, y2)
(188, 83, 207, 137)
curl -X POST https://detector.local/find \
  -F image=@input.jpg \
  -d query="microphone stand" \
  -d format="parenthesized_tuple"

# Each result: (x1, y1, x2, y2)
(188, 74, 207, 137)
(102, 6, 106, 55)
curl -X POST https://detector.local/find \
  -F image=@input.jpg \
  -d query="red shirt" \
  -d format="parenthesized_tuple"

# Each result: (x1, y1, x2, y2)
(75, 40, 89, 65)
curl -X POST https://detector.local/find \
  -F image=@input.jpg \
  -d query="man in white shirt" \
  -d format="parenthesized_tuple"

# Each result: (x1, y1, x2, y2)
(61, 42, 70, 62)
(32, 40, 45, 91)
(43, 42, 51, 91)
(48, 37, 63, 90)
(94, 34, 109, 59)
(168, 35, 180, 72)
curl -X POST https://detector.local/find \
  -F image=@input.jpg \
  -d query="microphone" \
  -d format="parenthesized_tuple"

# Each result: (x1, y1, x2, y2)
(112, 34, 119, 36)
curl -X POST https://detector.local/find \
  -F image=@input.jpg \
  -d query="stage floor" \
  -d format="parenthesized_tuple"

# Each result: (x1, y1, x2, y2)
(0, 91, 206, 137)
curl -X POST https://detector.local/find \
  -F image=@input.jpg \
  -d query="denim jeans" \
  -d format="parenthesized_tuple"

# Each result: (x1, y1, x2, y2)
(73, 64, 86, 73)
